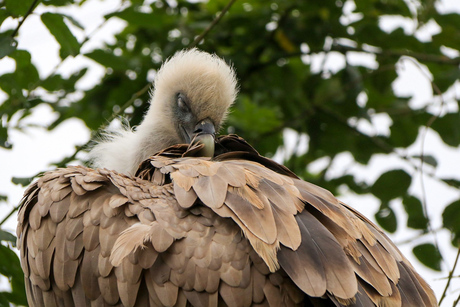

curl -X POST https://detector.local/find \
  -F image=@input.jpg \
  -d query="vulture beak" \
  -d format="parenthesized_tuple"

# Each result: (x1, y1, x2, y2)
(189, 118, 216, 157)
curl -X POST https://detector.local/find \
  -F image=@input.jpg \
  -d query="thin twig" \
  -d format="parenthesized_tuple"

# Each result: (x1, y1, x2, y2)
(403, 55, 447, 269)
(453, 293, 460, 307)
(10, 0, 40, 38)
(189, 0, 238, 48)
(439, 246, 460, 305)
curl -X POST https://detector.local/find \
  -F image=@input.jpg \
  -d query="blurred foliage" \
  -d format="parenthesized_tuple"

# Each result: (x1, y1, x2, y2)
(1, 0, 460, 305)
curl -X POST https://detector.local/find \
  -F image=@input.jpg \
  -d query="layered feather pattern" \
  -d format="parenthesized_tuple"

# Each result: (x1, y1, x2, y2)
(17, 135, 437, 306)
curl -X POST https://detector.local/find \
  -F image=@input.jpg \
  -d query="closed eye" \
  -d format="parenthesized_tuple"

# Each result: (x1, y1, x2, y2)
(177, 93, 190, 112)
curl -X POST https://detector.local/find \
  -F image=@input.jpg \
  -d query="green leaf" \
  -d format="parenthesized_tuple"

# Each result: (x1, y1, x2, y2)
(402, 195, 429, 230)
(441, 178, 460, 189)
(41, 68, 88, 92)
(4, 0, 36, 16)
(375, 203, 397, 233)
(411, 155, 437, 168)
(85, 50, 129, 71)
(59, 13, 85, 30)
(0, 126, 11, 149)
(11, 176, 34, 187)
(389, 113, 420, 148)
(42, 0, 76, 7)
(41, 12, 80, 59)
(228, 96, 282, 135)
(0, 34, 17, 59)
(106, 6, 175, 29)
(371, 169, 412, 202)
(431, 113, 460, 147)
(9, 49, 39, 89)
(442, 199, 460, 246)
(413, 243, 442, 271)
(0, 8, 8, 27)
(0, 229, 16, 246)
(0, 244, 27, 305)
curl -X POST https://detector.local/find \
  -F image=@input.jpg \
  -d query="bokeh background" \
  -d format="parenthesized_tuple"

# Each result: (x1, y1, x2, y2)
(1, 0, 459, 305)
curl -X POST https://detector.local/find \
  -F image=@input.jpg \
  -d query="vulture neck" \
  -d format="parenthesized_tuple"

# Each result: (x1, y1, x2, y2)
(90, 105, 180, 176)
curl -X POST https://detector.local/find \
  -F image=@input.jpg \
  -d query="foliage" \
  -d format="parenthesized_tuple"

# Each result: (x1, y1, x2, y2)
(1, 0, 460, 305)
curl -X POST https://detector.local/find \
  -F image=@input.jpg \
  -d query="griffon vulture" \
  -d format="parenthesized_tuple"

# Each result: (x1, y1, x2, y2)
(17, 49, 437, 307)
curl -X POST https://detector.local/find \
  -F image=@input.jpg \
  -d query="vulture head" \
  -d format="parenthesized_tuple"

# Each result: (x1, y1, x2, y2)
(89, 48, 238, 175)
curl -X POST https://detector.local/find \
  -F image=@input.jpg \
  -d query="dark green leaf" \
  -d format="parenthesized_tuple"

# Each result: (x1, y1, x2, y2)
(411, 155, 437, 168)
(413, 243, 442, 271)
(0, 34, 17, 59)
(389, 112, 422, 148)
(0, 244, 27, 305)
(11, 176, 34, 187)
(85, 50, 129, 71)
(59, 13, 85, 30)
(228, 96, 281, 135)
(42, 0, 75, 6)
(0, 126, 11, 149)
(0, 8, 8, 27)
(8, 49, 39, 89)
(431, 112, 460, 147)
(402, 195, 429, 230)
(106, 6, 175, 28)
(375, 203, 397, 233)
(0, 195, 6, 202)
(441, 178, 460, 189)
(41, 12, 80, 59)
(442, 199, 460, 246)
(4, 0, 36, 16)
(371, 169, 412, 202)
(0, 229, 16, 245)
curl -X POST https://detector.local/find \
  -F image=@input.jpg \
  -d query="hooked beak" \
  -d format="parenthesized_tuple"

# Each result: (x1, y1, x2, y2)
(184, 118, 216, 157)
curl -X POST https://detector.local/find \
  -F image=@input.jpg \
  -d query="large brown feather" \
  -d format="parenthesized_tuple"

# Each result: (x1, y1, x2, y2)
(17, 135, 437, 306)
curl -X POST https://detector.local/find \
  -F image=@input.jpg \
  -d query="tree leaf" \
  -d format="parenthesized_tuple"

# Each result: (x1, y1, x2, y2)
(411, 154, 437, 168)
(0, 8, 9, 27)
(4, 0, 36, 16)
(402, 195, 429, 230)
(442, 199, 460, 246)
(431, 113, 460, 147)
(0, 229, 17, 246)
(0, 244, 27, 305)
(0, 34, 17, 59)
(413, 243, 442, 271)
(41, 0, 75, 6)
(0, 126, 11, 149)
(371, 169, 412, 202)
(11, 176, 34, 187)
(441, 178, 460, 189)
(375, 202, 397, 233)
(41, 12, 81, 59)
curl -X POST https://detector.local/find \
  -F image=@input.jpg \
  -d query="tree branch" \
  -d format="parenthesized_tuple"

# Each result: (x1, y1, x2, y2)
(439, 246, 460, 306)
(10, 0, 40, 38)
(189, 0, 238, 48)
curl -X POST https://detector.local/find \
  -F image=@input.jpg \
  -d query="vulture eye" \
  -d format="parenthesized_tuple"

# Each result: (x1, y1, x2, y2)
(177, 94, 190, 112)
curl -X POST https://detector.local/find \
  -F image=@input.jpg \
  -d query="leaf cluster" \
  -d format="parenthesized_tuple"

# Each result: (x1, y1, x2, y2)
(1, 0, 460, 305)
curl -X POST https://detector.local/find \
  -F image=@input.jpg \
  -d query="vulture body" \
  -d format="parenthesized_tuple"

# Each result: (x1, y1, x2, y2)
(17, 49, 437, 307)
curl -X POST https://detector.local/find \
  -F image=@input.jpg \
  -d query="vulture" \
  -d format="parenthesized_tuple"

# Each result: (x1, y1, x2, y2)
(17, 49, 438, 307)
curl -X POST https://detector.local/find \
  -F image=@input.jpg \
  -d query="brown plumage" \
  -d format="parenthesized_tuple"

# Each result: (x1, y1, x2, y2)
(17, 49, 437, 306)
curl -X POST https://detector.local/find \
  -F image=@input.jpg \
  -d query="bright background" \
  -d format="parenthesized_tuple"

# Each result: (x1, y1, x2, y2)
(1, 0, 459, 305)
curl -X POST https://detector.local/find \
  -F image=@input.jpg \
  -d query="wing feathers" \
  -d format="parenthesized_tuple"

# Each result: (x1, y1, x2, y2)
(17, 154, 437, 307)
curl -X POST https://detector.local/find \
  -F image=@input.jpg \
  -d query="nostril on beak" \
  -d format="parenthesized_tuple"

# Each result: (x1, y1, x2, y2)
(194, 119, 215, 135)
(194, 123, 204, 134)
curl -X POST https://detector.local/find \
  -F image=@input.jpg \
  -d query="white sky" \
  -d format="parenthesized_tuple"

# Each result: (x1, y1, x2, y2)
(0, 0, 459, 305)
